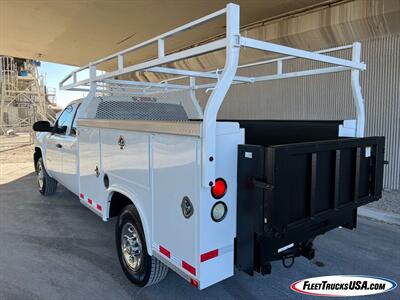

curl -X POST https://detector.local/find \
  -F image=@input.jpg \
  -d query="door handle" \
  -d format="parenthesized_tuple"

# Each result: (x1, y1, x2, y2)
(56, 144, 63, 149)
(94, 165, 100, 178)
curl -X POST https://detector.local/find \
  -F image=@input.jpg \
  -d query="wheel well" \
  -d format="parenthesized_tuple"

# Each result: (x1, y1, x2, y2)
(109, 192, 133, 218)
(34, 147, 42, 171)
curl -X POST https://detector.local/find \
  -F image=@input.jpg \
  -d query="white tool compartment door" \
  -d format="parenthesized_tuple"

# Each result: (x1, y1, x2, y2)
(78, 126, 104, 214)
(153, 135, 199, 274)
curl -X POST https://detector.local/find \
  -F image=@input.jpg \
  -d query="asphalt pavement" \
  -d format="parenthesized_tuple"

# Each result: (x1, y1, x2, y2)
(0, 173, 399, 300)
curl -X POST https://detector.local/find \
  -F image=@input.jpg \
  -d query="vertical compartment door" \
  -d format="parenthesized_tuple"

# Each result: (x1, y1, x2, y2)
(78, 126, 104, 216)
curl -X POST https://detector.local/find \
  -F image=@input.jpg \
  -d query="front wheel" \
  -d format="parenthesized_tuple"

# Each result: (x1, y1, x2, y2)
(36, 157, 57, 196)
(116, 204, 168, 287)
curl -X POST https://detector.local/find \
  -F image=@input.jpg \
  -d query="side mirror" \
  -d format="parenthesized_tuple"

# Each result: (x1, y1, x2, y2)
(33, 121, 52, 132)
(56, 125, 68, 135)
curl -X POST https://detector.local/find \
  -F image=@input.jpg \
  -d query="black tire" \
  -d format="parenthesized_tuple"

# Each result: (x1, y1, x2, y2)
(36, 157, 58, 196)
(116, 204, 168, 287)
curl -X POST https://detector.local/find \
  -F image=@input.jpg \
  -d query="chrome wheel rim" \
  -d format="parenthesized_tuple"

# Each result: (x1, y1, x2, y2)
(37, 162, 44, 189)
(121, 222, 143, 272)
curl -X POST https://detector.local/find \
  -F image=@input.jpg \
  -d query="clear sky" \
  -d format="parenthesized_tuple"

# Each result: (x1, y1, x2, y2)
(39, 62, 87, 108)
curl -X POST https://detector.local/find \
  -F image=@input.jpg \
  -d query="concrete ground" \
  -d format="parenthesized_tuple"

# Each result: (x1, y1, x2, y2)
(0, 134, 34, 185)
(1, 173, 399, 300)
(367, 189, 400, 215)
(0, 139, 399, 299)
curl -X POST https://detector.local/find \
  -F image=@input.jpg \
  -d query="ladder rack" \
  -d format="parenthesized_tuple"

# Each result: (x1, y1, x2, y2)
(60, 3, 366, 187)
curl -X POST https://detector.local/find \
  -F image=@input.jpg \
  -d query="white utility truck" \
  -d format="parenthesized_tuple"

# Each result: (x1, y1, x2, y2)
(33, 4, 385, 290)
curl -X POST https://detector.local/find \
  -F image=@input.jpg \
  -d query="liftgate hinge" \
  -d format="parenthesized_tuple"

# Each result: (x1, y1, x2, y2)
(251, 178, 274, 191)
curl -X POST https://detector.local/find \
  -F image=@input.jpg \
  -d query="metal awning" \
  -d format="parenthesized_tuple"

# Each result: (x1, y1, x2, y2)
(1, 0, 337, 67)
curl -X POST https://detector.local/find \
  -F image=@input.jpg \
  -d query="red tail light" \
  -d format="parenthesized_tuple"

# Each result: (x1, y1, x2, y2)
(211, 178, 227, 199)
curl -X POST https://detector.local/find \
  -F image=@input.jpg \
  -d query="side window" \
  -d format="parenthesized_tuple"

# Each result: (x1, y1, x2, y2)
(70, 104, 81, 136)
(55, 105, 75, 135)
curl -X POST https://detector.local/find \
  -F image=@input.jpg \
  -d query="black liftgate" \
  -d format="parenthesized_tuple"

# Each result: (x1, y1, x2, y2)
(234, 121, 385, 275)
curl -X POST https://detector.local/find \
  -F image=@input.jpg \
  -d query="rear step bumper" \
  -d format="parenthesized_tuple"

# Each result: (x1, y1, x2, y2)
(235, 137, 385, 275)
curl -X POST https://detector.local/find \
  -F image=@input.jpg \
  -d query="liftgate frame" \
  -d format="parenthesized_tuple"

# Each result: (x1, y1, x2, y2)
(59, 3, 367, 188)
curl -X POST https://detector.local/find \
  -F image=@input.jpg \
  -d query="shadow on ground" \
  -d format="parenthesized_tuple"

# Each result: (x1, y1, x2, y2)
(0, 173, 399, 299)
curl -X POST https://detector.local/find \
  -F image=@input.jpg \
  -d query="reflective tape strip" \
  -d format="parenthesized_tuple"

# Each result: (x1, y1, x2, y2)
(200, 249, 218, 262)
(154, 244, 197, 277)
(200, 244, 233, 263)
(88, 198, 93, 205)
(159, 246, 171, 258)
(79, 193, 84, 199)
(96, 204, 102, 211)
(219, 244, 234, 255)
(182, 260, 196, 276)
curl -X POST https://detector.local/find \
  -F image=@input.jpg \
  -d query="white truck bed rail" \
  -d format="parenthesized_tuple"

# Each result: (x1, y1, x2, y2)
(60, 3, 366, 187)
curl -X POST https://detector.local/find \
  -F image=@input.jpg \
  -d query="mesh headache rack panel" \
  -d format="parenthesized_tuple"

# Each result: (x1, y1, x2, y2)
(94, 95, 190, 121)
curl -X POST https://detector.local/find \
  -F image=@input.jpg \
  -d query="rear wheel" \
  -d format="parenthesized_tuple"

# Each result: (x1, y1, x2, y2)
(36, 157, 57, 196)
(116, 204, 168, 287)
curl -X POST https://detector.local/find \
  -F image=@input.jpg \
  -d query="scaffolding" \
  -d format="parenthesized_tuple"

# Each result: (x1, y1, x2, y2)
(0, 56, 57, 136)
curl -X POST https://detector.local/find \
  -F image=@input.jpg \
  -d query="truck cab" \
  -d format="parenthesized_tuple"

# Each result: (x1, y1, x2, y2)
(34, 99, 82, 195)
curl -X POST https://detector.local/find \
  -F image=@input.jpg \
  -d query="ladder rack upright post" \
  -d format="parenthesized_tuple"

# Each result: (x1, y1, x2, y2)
(201, 3, 240, 187)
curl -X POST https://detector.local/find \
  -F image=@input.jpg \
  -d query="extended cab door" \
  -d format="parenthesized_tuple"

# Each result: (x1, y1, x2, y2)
(45, 104, 77, 183)
(60, 104, 80, 195)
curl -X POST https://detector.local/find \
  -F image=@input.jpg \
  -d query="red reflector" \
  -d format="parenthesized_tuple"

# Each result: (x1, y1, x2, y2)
(159, 246, 170, 258)
(88, 198, 93, 205)
(211, 178, 227, 199)
(200, 249, 219, 262)
(79, 193, 84, 199)
(190, 278, 199, 288)
(182, 261, 196, 276)
(96, 204, 102, 211)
